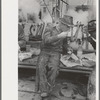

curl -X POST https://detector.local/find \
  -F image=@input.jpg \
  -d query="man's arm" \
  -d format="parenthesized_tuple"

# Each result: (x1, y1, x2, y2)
(43, 28, 68, 44)
(43, 30, 60, 44)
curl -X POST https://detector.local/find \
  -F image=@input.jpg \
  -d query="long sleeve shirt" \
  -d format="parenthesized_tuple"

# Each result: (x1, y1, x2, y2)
(41, 26, 67, 53)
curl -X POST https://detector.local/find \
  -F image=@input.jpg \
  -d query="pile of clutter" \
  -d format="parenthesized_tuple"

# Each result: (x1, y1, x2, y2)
(43, 81, 87, 100)
(60, 51, 96, 68)
(18, 47, 40, 61)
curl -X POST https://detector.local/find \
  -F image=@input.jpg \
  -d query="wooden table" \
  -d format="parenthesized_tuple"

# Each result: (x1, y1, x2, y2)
(18, 56, 93, 75)
(19, 41, 94, 75)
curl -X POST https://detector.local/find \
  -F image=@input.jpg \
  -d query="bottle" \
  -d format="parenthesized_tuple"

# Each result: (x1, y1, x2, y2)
(77, 39, 83, 65)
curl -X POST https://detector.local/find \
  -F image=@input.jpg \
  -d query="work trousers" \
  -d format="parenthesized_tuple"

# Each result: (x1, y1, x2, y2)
(35, 50, 60, 93)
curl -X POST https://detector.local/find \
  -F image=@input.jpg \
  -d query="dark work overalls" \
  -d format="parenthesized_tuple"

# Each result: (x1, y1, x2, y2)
(35, 26, 66, 94)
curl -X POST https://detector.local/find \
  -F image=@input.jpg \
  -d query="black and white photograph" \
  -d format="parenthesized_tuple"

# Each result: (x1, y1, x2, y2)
(17, 0, 97, 100)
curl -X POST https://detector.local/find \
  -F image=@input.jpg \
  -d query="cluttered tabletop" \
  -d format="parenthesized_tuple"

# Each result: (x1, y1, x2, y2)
(18, 41, 96, 75)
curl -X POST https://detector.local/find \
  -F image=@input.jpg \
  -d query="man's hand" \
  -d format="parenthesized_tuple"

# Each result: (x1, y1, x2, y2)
(58, 32, 68, 38)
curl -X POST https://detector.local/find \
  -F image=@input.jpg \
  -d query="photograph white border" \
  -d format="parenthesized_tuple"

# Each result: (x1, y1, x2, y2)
(2, 0, 99, 100)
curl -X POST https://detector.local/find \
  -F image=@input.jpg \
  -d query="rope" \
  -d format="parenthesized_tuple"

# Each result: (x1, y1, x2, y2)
(60, 0, 69, 5)
(42, 0, 54, 22)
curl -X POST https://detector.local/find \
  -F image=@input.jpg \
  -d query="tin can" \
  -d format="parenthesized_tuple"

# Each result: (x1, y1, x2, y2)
(26, 45, 31, 52)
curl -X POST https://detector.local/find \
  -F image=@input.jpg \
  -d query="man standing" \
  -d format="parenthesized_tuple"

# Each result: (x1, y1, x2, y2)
(35, 15, 80, 99)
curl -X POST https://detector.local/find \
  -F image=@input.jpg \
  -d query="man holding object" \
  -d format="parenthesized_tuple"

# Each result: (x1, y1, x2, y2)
(35, 15, 80, 99)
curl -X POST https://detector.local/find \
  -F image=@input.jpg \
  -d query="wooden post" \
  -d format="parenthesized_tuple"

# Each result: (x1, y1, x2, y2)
(58, 0, 60, 18)
(61, 0, 63, 17)
(55, 0, 57, 18)
(66, 0, 69, 12)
